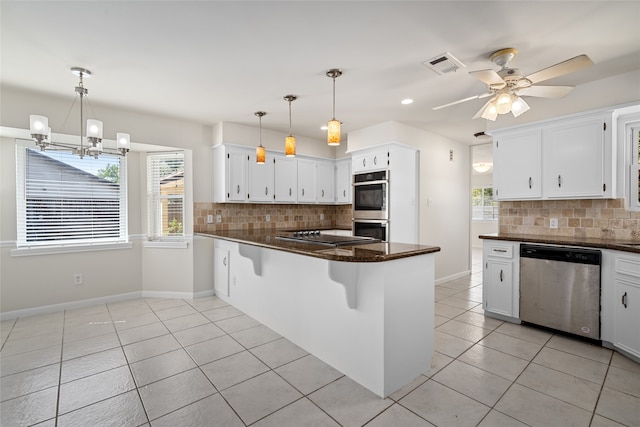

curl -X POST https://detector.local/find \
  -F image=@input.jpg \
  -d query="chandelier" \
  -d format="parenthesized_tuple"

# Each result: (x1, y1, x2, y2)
(283, 95, 297, 157)
(255, 111, 266, 164)
(326, 69, 342, 146)
(29, 67, 130, 158)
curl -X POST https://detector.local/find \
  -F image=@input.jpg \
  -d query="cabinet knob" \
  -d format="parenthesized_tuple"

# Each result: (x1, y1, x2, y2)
(622, 291, 628, 308)
(363, 158, 366, 167)
(223, 256, 227, 267)
(374, 156, 377, 165)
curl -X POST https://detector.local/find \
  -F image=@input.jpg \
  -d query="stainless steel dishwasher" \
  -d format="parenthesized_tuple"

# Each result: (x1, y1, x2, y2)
(520, 244, 602, 340)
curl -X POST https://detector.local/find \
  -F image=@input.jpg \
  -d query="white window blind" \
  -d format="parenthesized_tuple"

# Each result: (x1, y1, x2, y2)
(147, 152, 185, 240)
(16, 140, 128, 247)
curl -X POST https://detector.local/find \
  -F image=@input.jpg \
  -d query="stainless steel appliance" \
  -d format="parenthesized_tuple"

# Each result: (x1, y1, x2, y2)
(275, 230, 380, 247)
(352, 170, 388, 220)
(520, 244, 602, 340)
(353, 220, 389, 242)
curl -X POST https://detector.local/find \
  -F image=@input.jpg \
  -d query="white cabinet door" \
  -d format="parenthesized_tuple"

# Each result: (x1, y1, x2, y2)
(494, 130, 542, 200)
(214, 248, 230, 297)
(248, 154, 274, 202)
(484, 259, 514, 317)
(335, 158, 351, 204)
(315, 160, 334, 203)
(274, 155, 297, 202)
(352, 149, 388, 173)
(297, 159, 316, 202)
(227, 148, 249, 202)
(613, 254, 640, 359)
(544, 116, 607, 198)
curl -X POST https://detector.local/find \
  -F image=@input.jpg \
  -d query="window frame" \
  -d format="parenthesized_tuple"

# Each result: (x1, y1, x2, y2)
(146, 151, 186, 242)
(472, 186, 498, 221)
(629, 125, 640, 211)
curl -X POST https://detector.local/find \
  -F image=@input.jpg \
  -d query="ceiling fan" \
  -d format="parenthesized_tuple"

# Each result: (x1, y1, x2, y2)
(433, 48, 594, 120)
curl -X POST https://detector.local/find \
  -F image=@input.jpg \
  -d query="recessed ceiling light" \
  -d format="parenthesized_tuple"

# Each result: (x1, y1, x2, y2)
(320, 125, 328, 131)
(401, 99, 414, 105)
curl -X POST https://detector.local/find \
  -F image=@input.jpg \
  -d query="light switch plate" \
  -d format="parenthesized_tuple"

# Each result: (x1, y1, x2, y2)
(550, 218, 558, 229)
(207, 214, 213, 224)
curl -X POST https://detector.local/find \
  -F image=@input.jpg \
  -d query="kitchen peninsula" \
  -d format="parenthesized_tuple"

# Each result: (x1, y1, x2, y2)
(199, 229, 440, 398)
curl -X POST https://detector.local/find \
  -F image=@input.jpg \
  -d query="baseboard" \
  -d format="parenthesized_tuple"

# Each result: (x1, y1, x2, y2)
(1, 289, 217, 320)
(435, 270, 472, 285)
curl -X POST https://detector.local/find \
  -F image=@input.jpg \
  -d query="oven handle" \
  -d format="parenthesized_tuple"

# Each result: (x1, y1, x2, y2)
(352, 219, 389, 224)
(353, 180, 388, 186)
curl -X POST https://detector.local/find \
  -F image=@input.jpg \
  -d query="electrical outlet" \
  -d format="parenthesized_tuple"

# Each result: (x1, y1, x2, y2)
(73, 273, 83, 285)
(320, 214, 324, 220)
(266, 214, 271, 222)
(207, 214, 213, 224)
(216, 215, 222, 223)
(550, 218, 558, 229)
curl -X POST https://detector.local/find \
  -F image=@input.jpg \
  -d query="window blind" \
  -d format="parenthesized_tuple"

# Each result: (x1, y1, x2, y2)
(16, 141, 128, 247)
(147, 152, 185, 239)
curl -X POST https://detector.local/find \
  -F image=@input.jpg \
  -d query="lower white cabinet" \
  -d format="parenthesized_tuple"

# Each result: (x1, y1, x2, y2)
(612, 254, 640, 359)
(214, 247, 230, 297)
(482, 241, 519, 321)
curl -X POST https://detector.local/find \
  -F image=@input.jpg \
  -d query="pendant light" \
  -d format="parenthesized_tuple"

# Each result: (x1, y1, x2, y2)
(255, 111, 266, 164)
(326, 69, 342, 146)
(283, 95, 297, 157)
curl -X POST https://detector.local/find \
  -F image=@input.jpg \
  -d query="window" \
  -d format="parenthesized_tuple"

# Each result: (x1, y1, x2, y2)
(472, 187, 498, 220)
(16, 141, 128, 247)
(631, 126, 640, 210)
(147, 152, 185, 239)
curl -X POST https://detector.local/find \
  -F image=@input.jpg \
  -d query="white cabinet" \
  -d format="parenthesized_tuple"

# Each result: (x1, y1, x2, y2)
(214, 247, 230, 297)
(612, 254, 640, 359)
(297, 159, 316, 202)
(274, 155, 297, 202)
(248, 154, 274, 202)
(213, 145, 250, 202)
(494, 130, 542, 200)
(492, 111, 613, 201)
(352, 148, 389, 173)
(315, 160, 334, 203)
(482, 241, 519, 321)
(335, 158, 351, 204)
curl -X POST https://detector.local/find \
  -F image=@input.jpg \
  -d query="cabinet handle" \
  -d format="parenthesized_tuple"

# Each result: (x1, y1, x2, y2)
(289, 188, 292, 197)
(529, 177, 532, 189)
(493, 249, 508, 253)
(558, 175, 562, 188)
(321, 189, 325, 197)
(265, 186, 268, 195)
(343, 189, 346, 197)
(363, 158, 366, 167)
(485, 262, 488, 269)
(374, 156, 377, 165)
(236, 184, 240, 194)
(302, 188, 305, 197)
(499, 269, 504, 282)
(622, 291, 627, 308)
(223, 256, 227, 267)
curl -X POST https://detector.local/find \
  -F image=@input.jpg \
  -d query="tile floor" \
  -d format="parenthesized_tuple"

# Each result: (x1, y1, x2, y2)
(1, 248, 639, 426)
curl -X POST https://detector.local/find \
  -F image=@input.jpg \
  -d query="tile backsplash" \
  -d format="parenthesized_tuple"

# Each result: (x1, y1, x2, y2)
(499, 199, 640, 241)
(194, 203, 352, 233)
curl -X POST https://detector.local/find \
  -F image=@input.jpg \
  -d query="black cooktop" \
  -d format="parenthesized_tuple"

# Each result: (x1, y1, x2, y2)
(275, 230, 380, 247)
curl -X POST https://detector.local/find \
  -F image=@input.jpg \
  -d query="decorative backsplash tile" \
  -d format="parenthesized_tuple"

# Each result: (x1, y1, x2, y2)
(194, 203, 353, 232)
(499, 199, 640, 241)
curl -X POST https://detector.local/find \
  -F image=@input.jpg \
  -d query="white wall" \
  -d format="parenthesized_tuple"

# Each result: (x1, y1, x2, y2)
(347, 121, 471, 281)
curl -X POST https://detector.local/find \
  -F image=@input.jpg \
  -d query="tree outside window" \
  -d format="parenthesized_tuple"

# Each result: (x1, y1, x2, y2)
(472, 187, 498, 220)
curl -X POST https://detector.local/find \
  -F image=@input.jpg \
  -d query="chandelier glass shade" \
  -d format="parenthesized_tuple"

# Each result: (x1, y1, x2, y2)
(479, 89, 531, 122)
(255, 111, 266, 164)
(29, 68, 130, 158)
(283, 95, 297, 157)
(326, 69, 342, 146)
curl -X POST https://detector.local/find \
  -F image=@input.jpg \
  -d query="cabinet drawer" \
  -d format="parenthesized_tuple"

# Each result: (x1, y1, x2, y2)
(616, 256, 640, 281)
(487, 244, 513, 259)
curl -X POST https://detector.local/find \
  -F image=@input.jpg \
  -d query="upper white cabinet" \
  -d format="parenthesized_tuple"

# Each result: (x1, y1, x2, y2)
(274, 155, 297, 202)
(492, 111, 613, 200)
(297, 159, 316, 203)
(352, 148, 389, 173)
(315, 159, 334, 203)
(335, 158, 351, 204)
(213, 145, 250, 202)
(248, 154, 275, 202)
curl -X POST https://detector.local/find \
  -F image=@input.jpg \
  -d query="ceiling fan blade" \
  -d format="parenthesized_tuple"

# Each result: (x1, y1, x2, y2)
(516, 85, 575, 98)
(432, 94, 484, 110)
(469, 69, 505, 86)
(525, 54, 594, 84)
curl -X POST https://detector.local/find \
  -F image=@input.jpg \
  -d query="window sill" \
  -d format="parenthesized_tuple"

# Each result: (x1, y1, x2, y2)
(144, 240, 189, 249)
(11, 242, 133, 257)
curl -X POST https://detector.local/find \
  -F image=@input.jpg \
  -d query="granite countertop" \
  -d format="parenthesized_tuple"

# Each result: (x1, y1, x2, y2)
(197, 229, 440, 262)
(480, 233, 640, 254)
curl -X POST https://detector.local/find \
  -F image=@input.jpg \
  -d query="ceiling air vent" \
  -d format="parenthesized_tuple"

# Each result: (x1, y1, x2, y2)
(423, 52, 466, 75)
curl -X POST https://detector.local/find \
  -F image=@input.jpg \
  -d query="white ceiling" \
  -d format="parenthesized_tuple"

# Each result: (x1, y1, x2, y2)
(2, 1, 639, 146)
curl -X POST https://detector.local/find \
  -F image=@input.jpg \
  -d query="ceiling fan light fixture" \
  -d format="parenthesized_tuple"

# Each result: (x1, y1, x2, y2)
(481, 100, 498, 121)
(511, 95, 530, 118)
(496, 92, 512, 115)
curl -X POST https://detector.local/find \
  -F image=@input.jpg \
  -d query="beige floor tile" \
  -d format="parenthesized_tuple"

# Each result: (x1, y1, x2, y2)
(388, 374, 428, 401)
(0, 364, 59, 402)
(434, 315, 449, 327)
(494, 322, 553, 345)
(162, 312, 210, 333)
(0, 386, 58, 426)
(202, 305, 244, 322)
(589, 414, 627, 426)
(13, 312, 64, 329)
(423, 351, 454, 378)
(215, 314, 261, 333)
(434, 287, 459, 300)
(366, 403, 434, 426)
(250, 338, 309, 369)
(478, 331, 543, 361)
(308, 376, 393, 427)
(438, 296, 479, 310)
(62, 332, 120, 361)
(1, 331, 63, 356)
(458, 344, 529, 381)
(400, 380, 490, 427)
(610, 351, 640, 374)
(130, 348, 197, 387)
(274, 354, 343, 395)
(172, 322, 226, 347)
(253, 397, 341, 427)
(145, 298, 187, 312)
(62, 322, 116, 344)
(433, 360, 512, 406)
(454, 311, 504, 330)
(0, 345, 62, 377)
(595, 386, 640, 427)
(545, 334, 613, 364)
(230, 324, 282, 348)
(151, 393, 243, 427)
(116, 322, 170, 346)
(516, 363, 601, 411)
(138, 368, 217, 421)
(222, 371, 303, 425)
(201, 350, 269, 391)
(434, 302, 467, 319)
(154, 305, 198, 321)
(185, 296, 230, 312)
(477, 410, 528, 426)
(56, 389, 147, 427)
(436, 319, 491, 342)
(603, 365, 640, 398)
(61, 347, 127, 383)
(122, 333, 182, 363)
(111, 311, 160, 331)
(185, 335, 244, 366)
(495, 383, 592, 426)
(533, 347, 608, 384)
(434, 331, 474, 358)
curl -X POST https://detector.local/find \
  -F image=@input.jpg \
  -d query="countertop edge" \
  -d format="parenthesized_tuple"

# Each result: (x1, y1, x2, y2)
(479, 233, 640, 254)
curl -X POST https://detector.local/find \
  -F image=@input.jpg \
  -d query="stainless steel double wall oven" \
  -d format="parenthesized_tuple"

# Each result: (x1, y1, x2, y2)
(352, 170, 389, 241)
